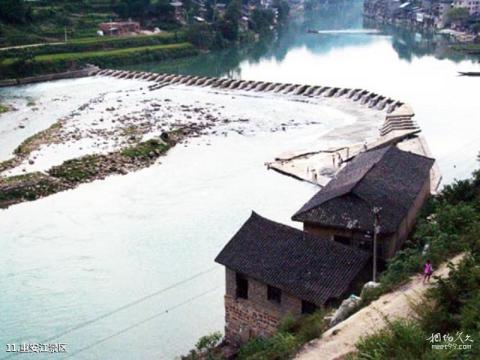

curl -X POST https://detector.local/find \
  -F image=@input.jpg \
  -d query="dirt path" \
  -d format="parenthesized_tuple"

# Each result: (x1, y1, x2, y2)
(295, 254, 465, 360)
(0, 41, 64, 51)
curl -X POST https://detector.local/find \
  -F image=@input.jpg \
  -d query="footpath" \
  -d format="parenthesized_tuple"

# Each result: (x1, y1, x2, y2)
(295, 253, 465, 360)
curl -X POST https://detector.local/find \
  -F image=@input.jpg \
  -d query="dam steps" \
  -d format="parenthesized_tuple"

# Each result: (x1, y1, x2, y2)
(91, 69, 415, 134)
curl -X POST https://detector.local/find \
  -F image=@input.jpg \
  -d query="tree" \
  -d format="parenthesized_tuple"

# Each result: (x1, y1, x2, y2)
(218, 0, 241, 41)
(195, 332, 222, 358)
(151, 0, 175, 23)
(250, 8, 275, 34)
(114, 0, 151, 20)
(186, 23, 216, 49)
(274, 0, 290, 24)
(0, 0, 32, 25)
(446, 7, 469, 24)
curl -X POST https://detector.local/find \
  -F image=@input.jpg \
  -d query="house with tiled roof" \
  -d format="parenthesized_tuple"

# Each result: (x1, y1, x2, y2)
(292, 145, 435, 260)
(215, 212, 370, 345)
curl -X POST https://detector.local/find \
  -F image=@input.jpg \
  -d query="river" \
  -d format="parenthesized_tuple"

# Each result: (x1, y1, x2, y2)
(1, 1, 480, 359)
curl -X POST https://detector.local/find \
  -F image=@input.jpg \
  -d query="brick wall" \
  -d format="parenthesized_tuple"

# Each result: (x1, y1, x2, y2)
(224, 268, 302, 345)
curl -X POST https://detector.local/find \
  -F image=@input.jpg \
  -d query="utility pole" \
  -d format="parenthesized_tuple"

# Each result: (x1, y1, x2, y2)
(372, 206, 381, 282)
(64, 26, 68, 43)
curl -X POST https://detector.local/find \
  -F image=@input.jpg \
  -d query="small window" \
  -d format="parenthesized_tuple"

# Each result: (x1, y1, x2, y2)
(301, 300, 317, 314)
(333, 235, 351, 246)
(267, 285, 282, 304)
(236, 273, 248, 299)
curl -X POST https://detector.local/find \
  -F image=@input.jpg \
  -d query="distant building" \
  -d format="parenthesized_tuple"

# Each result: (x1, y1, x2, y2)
(215, 3, 227, 17)
(215, 212, 370, 345)
(170, 1, 186, 24)
(435, 0, 453, 28)
(240, 16, 250, 31)
(453, 0, 480, 15)
(98, 21, 140, 36)
(292, 146, 435, 260)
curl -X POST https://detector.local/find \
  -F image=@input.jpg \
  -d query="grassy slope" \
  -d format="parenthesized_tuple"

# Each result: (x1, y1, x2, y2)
(452, 43, 480, 55)
(0, 31, 186, 58)
(34, 43, 193, 62)
(0, 1, 116, 46)
(0, 1, 194, 79)
(228, 159, 480, 360)
(0, 42, 197, 79)
(351, 164, 480, 359)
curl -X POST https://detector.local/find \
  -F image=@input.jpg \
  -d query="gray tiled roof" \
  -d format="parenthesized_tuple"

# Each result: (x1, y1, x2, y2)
(215, 212, 370, 306)
(292, 146, 435, 234)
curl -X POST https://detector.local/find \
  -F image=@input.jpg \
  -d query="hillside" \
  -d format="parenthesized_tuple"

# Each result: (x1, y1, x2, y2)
(228, 158, 480, 360)
(296, 254, 465, 360)
(0, 0, 179, 47)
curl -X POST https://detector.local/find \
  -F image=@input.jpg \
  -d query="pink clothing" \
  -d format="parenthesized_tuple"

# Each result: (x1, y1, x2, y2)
(424, 263, 433, 275)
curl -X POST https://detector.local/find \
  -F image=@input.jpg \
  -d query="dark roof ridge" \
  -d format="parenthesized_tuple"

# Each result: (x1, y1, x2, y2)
(293, 146, 392, 219)
(215, 212, 371, 305)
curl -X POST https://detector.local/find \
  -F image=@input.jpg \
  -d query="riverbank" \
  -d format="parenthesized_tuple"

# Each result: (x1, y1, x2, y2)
(0, 70, 391, 209)
(0, 43, 197, 80)
(452, 42, 480, 55)
(0, 135, 179, 208)
(0, 103, 9, 113)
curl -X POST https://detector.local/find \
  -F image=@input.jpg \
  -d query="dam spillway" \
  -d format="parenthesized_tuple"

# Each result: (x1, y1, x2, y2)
(92, 68, 410, 117)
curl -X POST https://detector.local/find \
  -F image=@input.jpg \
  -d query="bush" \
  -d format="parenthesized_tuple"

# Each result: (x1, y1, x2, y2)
(120, 139, 170, 159)
(186, 24, 217, 49)
(238, 332, 298, 360)
(237, 310, 326, 359)
(1, 32, 186, 59)
(354, 319, 453, 360)
(195, 331, 222, 354)
(0, 172, 65, 206)
(48, 155, 102, 183)
(370, 201, 479, 299)
(353, 158, 480, 360)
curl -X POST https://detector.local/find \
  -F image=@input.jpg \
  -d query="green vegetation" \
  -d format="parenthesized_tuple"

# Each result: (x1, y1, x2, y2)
(452, 43, 480, 56)
(183, 332, 223, 359)
(0, 134, 177, 208)
(237, 310, 327, 359)
(250, 8, 276, 35)
(0, 172, 65, 206)
(0, 1, 117, 46)
(48, 155, 103, 183)
(120, 138, 170, 159)
(14, 121, 62, 156)
(0, 0, 290, 79)
(351, 156, 480, 359)
(0, 158, 17, 173)
(446, 7, 470, 25)
(0, 103, 8, 113)
(362, 162, 480, 304)
(353, 319, 445, 360)
(0, 0, 32, 26)
(1, 32, 185, 59)
(0, 43, 197, 79)
(34, 43, 193, 62)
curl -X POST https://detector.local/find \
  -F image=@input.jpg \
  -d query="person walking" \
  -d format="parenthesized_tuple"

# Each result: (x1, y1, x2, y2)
(423, 259, 433, 284)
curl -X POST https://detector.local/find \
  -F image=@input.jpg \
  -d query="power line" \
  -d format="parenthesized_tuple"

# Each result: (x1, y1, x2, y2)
(1, 267, 218, 360)
(63, 286, 221, 359)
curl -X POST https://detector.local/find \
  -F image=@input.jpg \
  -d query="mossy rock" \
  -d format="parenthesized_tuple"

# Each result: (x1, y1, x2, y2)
(48, 154, 102, 183)
(120, 138, 170, 160)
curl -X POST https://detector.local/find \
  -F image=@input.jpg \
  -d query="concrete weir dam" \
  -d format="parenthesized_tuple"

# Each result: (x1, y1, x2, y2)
(89, 68, 436, 188)
(93, 68, 410, 116)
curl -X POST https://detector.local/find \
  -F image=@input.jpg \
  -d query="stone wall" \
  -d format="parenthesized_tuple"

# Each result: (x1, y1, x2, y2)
(0, 65, 99, 88)
(224, 268, 302, 345)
